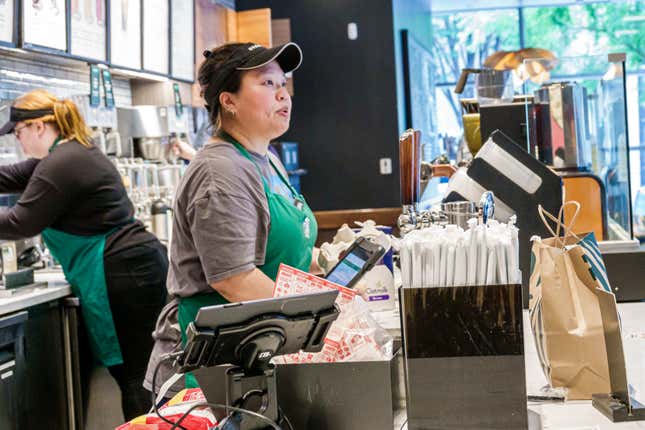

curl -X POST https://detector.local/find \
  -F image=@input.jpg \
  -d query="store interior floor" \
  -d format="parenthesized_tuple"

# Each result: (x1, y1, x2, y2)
(86, 367, 123, 430)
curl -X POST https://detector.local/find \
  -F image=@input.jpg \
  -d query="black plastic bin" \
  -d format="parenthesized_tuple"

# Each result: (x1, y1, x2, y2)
(401, 284, 528, 430)
(195, 351, 402, 430)
(275, 350, 401, 430)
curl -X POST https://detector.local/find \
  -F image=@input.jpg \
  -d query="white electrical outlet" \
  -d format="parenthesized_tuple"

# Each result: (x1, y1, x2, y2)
(347, 23, 358, 40)
(379, 158, 392, 175)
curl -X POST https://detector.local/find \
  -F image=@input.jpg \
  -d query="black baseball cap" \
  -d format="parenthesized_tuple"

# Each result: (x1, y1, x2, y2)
(236, 42, 302, 72)
(0, 106, 54, 136)
(201, 42, 303, 114)
(203, 42, 303, 74)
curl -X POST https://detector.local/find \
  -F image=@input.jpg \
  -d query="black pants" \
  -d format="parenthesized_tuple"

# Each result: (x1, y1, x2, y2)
(103, 241, 168, 421)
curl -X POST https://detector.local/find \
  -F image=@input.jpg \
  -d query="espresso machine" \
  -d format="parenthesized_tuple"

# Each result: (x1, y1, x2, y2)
(71, 95, 122, 156)
(396, 129, 457, 234)
(117, 105, 172, 161)
(116, 106, 188, 243)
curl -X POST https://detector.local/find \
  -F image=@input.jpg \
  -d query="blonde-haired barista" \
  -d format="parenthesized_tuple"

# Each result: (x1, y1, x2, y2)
(0, 89, 168, 420)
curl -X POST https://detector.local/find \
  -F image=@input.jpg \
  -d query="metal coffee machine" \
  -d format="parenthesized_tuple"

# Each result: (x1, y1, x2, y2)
(115, 106, 188, 243)
(117, 106, 172, 161)
(117, 105, 191, 162)
(71, 95, 122, 156)
(533, 81, 591, 171)
(396, 129, 457, 234)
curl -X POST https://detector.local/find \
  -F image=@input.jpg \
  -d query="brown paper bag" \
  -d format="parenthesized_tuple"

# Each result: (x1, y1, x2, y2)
(528, 202, 611, 400)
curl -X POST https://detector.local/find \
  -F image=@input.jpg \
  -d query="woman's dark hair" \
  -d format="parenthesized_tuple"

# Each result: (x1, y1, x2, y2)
(198, 43, 250, 127)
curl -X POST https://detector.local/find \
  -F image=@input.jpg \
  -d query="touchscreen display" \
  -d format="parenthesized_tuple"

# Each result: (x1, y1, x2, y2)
(326, 251, 369, 287)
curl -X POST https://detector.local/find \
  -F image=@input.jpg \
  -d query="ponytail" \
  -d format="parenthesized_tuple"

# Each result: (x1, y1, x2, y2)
(52, 99, 92, 147)
(14, 89, 93, 147)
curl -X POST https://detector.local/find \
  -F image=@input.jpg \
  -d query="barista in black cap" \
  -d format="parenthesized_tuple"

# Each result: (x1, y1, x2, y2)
(145, 42, 321, 395)
(0, 89, 168, 419)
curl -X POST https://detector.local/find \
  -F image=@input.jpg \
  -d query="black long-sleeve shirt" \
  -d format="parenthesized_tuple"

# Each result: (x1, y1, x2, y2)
(0, 140, 157, 256)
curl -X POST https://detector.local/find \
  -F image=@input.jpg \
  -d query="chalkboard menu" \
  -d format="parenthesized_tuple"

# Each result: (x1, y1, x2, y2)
(170, 0, 194, 81)
(0, 0, 14, 44)
(71, 0, 107, 61)
(23, 0, 67, 51)
(142, 0, 168, 74)
(109, 0, 141, 69)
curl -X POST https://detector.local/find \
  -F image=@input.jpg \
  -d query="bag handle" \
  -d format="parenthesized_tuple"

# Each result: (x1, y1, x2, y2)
(538, 201, 582, 248)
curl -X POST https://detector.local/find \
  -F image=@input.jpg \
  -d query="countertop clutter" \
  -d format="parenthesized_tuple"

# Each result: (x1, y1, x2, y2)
(382, 303, 645, 430)
(2, 269, 645, 430)
(0, 270, 71, 316)
(1, 0, 645, 428)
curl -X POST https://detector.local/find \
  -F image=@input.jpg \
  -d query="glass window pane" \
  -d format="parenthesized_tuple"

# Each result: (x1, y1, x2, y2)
(432, 10, 520, 84)
(523, 3, 645, 72)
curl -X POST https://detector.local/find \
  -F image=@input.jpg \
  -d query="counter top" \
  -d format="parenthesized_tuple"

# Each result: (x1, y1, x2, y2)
(378, 301, 645, 430)
(0, 270, 71, 316)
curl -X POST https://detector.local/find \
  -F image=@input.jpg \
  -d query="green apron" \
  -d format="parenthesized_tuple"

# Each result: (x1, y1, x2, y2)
(41, 137, 123, 367)
(178, 134, 317, 388)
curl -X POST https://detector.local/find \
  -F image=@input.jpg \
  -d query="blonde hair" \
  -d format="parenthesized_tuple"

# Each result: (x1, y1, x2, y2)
(14, 89, 93, 147)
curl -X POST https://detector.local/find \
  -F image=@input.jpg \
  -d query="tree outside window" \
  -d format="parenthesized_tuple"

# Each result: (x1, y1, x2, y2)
(429, 1, 645, 238)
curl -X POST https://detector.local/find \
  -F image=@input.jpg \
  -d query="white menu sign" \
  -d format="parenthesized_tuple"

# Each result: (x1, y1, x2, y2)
(23, 0, 67, 51)
(171, 0, 194, 81)
(143, 0, 168, 74)
(110, 0, 141, 69)
(71, 0, 107, 61)
(0, 0, 14, 44)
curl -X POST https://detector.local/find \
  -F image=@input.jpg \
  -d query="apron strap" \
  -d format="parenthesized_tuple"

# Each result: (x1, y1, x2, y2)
(48, 135, 64, 153)
(219, 131, 299, 200)
(268, 157, 301, 198)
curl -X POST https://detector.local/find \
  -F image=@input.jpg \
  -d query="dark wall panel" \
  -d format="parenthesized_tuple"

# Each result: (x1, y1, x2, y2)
(237, 0, 401, 210)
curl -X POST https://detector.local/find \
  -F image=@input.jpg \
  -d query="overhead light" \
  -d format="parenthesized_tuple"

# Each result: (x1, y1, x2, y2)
(0, 46, 28, 55)
(622, 15, 645, 22)
(615, 29, 638, 37)
(0, 69, 80, 88)
(110, 67, 169, 82)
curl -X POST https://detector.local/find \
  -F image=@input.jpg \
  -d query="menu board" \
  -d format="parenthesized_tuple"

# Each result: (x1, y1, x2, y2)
(0, 1, 14, 44)
(0, 0, 14, 44)
(170, 0, 194, 81)
(23, 0, 67, 51)
(142, 0, 168, 74)
(71, 0, 106, 61)
(110, 0, 141, 69)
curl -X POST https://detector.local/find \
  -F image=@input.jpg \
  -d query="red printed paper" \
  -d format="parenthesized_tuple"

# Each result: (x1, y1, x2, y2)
(273, 263, 358, 305)
(272, 264, 392, 364)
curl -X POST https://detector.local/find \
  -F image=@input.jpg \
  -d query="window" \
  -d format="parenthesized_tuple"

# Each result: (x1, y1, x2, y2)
(432, 10, 520, 143)
(429, 1, 645, 237)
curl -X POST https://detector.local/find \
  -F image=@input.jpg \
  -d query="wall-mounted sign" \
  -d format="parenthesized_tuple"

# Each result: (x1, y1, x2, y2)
(173, 83, 183, 117)
(102, 69, 114, 108)
(71, 0, 106, 61)
(170, 0, 194, 81)
(142, 0, 168, 74)
(109, 0, 141, 69)
(22, 0, 67, 51)
(90, 65, 101, 107)
(0, 0, 14, 44)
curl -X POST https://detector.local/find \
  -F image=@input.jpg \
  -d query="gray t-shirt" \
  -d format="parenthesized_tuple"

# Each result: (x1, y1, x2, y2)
(144, 140, 294, 394)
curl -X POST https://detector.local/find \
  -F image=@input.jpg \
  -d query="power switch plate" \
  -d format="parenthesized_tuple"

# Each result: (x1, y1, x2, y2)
(379, 158, 392, 175)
